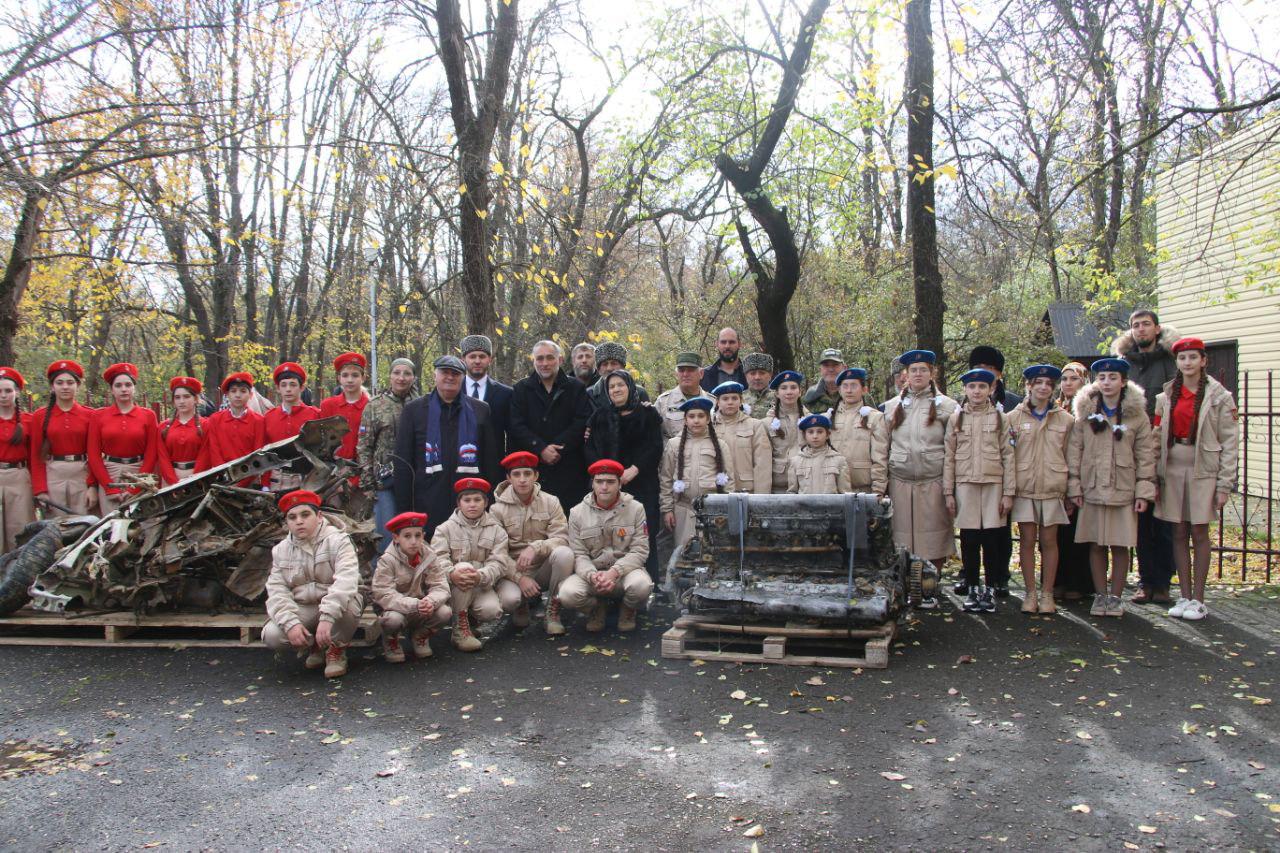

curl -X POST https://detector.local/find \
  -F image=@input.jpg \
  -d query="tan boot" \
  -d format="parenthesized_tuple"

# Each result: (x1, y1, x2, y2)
(1038, 591, 1057, 614)
(585, 602, 607, 633)
(324, 644, 348, 678)
(513, 602, 531, 628)
(618, 605, 638, 632)
(411, 629, 435, 658)
(303, 643, 325, 670)
(382, 633, 406, 664)
(451, 611, 483, 652)
(544, 598, 565, 635)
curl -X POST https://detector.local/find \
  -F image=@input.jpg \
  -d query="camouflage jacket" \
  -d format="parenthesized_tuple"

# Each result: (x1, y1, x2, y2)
(357, 390, 414, 491)
(741, 388, 776, 420)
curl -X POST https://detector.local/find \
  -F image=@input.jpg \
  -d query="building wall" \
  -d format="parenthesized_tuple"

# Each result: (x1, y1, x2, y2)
(1156, 114, 1280, 499)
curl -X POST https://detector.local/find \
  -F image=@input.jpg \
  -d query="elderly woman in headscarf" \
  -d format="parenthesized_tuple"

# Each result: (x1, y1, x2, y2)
(585, 369, 664, 582)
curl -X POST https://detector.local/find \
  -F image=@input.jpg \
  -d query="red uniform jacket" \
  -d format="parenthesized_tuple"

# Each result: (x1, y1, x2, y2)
(0, 411, 34, 467)
(88, 405, 164, 496)
(196, 408, 266, 471)
(319, 394, 368, 460)
(158, 417, 206, 483)
(30, 402, 95, 493)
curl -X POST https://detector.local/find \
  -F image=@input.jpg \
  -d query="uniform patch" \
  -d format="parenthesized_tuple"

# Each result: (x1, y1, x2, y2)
(617, 528, 627, 539)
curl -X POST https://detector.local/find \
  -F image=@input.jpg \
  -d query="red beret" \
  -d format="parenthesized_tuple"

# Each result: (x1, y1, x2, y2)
(272, 362, 307, 384)
(278, 489, 321, 514)
(220, 371, 255, 394)
(501, 451, 540, 471)
(588, 459, 625, 478)
(0, 367, 24, 390)
(169, 376, 203, 395)
(46, 359, 83, 381)
(1171, 337, 1206, 355)
(386, 511, 428, 533)
(103, 363, 138, 384)
(454, 477, 491, 495)
(333, 352, 367, 373)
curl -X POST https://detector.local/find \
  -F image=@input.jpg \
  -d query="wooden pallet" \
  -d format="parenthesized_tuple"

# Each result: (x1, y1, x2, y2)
(661, 615, 896, 669)
(0, 609, 381, 649)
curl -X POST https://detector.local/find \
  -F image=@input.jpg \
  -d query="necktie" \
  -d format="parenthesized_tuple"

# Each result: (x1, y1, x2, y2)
(471, 382, 481, 399)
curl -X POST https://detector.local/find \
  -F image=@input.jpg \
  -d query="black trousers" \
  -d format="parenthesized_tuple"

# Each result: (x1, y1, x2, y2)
(992, 521, 1013, 587)
(960, 527, 1005, 587)
(1136, 504, 1175, 590)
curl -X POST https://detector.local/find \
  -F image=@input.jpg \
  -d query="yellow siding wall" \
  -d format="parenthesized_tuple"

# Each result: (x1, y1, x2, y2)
(1156, 114, 1280, 499)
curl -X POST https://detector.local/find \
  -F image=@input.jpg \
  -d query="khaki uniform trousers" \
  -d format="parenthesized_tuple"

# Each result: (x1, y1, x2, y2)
(518, 545, 574, 598)
(559, 570, 653, 611)
(262, 603, 360, 650)
(0, 466, 35, 553)
(98, 459, 142, 514)
(452, 579, 521, 625)
(42, 459, 95, 516)
(380, 605, 453, 636)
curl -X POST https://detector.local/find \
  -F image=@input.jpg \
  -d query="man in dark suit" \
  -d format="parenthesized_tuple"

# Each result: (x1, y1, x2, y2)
(460, 334, 512, 454)
(508, 340, 592, 514)
(393, 355, 501, 539)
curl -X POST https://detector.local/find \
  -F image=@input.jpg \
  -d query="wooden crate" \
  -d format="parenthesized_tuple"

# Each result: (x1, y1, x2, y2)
(661, 615, 896, 669)
(0, 609, 381, 649)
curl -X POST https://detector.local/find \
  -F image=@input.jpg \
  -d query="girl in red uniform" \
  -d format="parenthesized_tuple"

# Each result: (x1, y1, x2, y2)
(320, 352, 369, 463)
(31, 359, 96, 516)
(0, 367, 35, 552)
(160, 377, 206, 482)
(197, 372, 266, 471)
(263, 362, 319, 491)
(88, 363, 164, 514)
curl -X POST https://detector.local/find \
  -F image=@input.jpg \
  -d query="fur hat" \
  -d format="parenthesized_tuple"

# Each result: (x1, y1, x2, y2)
(743, 352, 773, 373)
(594, 342, 628, 367)
(459, 335, 493, 356)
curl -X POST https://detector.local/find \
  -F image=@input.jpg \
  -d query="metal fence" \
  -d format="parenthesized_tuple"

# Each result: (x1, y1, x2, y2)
(1215, 370, 1279, 582)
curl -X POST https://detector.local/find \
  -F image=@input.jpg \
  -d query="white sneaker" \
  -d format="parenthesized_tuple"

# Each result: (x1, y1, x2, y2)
(1181, 600, 1208, 621)
(1168, 597, 1191, 618)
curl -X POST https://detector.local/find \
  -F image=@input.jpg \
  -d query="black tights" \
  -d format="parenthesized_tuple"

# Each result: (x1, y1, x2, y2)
(960, 528, 1004, 587)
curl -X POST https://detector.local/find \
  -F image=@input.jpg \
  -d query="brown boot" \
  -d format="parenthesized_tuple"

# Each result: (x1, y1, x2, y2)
(382, 634, 406, 664)
(411, 629, 435, 658)
(585, 602, 607, 633)
(513, 602, 531, 628)
(618, 605, 638, 632)
(544, 599, 565, 636)
(303, 643, 325, 670)
(451, 611, 483, 652)
(324, 644, 348, 678)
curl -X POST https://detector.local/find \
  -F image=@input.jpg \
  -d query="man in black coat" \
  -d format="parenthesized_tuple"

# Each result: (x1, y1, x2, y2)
(460, 334, 512, 455)
(393, 355, 501, 539)
(508, 340, 592, 514)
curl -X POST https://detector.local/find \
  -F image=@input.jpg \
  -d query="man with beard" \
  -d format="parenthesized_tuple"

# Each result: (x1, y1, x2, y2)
(571, 343, 598, 386)
(509, 340, 593, 514)
(700, 327, 748, 393)
(460, 334, 512, 455)
(740, 352, 776, 418)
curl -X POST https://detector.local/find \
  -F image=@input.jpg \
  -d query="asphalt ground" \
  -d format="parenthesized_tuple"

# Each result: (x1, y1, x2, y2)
(0, 587, 1277, 851)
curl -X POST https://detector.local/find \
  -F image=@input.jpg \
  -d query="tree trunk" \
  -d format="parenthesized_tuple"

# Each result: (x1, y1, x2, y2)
(0, 188, 48, 366)
(905, 0, 944, 372)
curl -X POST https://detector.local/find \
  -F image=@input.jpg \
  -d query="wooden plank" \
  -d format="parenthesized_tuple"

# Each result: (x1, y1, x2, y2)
(673, 614, 893, 640)
(104, 625, 137, 642)
(661, 618, 897, 669)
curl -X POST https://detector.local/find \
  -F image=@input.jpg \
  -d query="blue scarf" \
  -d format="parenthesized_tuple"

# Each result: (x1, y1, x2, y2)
(424, 391, 479, 476)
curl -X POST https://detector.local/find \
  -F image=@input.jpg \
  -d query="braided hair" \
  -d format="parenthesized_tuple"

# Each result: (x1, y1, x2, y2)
(889, 380, 940, 431)
(0, 380, 23, 446)
(39, 393, 55, 457)
(676, 420, 728, 493)
(1089, 383, 1129, 440)
(1166, 369, 1209, 448)
(831, 389, 871, 430)
(162, 389, 204, 440)
(767, 392, 803, 438)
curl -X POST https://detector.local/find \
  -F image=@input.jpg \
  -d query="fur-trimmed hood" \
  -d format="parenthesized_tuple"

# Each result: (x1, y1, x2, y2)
(1073, 380, 1149, 422)
(1111, 322, 1180, 358)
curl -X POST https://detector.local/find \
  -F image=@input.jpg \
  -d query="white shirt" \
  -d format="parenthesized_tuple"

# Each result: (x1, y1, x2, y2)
(468, 375, 490, 400)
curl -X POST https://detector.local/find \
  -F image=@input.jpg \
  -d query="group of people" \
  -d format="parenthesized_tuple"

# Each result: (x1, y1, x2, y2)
(0, 311, 1237, 677)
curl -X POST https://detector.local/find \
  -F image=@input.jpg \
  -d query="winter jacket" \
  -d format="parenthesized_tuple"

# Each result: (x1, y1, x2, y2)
(266, 518, 363, 633)
(713, 409, 772, 494)
(1112, 323, 1180, 417)
(943, 402, 1016, 497)
(1004, 401, 1074, 499)
(1067, 381, 1158, 505)
(786, 444, 852, 494)
(829, 404, 888, 494)
(371, 541, 450, 615)
(490, 481, 570, 561)
(884, 388, 959, 483)
(429, 509, 513, 588)
(1153, 375, 1239, 495)
(567, 492, 650, 578)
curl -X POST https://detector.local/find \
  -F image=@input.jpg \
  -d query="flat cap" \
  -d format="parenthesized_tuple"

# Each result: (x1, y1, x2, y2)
(433, 355, 466, 373)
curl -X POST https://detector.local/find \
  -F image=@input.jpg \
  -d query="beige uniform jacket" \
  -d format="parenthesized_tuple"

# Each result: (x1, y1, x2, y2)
(943, 404, 1016, 497)
(371, 542, 450, 615)
(884, 389, 959, 483)
(490, 481, 570, 561)
(1067, 382, 1158, 505)
(659, 434, 736, 513)
(1004, 402, 1074, 499)
(765, 406, 810, 479)
(714, 410, 772, 494)
(567, 492, 650, 578)
(266, 518, 363, 633)
(1153, 375, 1240, 495)
(787, 445, 852, 494)
(429, 510, 514, 588)
(655, 388, 716, 440)
(829, 405, 888, 493)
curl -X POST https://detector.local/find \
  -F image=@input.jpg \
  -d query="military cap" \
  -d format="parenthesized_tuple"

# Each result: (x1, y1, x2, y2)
(836, 367, 868, 384)
(1022, 364, 1062, 382)
(959, 369, 996, 386)
(768, 370, 804, 390)
(710, 381, 745, 397)
(798, 413, 832, 431)
(819, 348, 844, 364)
(1090, 358, 1131, 375)
(898, 349, 935, 367)
(675, 352, 702, 369)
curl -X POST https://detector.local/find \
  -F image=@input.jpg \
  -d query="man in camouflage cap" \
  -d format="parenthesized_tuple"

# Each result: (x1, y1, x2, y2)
(740, 352, 775, 419)
(586, 341, 648, 409)
(802, 348, 846, 413)
(654, 352, 714, 440)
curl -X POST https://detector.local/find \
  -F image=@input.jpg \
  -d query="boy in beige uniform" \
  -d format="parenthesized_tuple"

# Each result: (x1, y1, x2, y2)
(371, 511, 452, 662)
(490, 451, 575, 635)
(429, 478, 517, 651)
(559, 459, 654, 632)
(263, 489, 364, 679)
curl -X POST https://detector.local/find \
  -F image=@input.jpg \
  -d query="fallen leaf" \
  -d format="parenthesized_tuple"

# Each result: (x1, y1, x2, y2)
(1076, 731, 1093, 741)
(1249, 761, 1266, 770)
(805, 676, 825, 686)
(1213, 808, 1236, 818)
(743, 825, 765, 838)
(320, 733, 342, 745)
(1071, 804, 1091, 814)
(580, 782, 592, 788)
(956, 655, 975, 665)
(880, 772, 906, 781)
(501, 778, 516, 786)
(376, 767, 399, 778)
(1139, 825, 1157, 833)
(460, 705, 474, 713)
(730, 690, 747, 700)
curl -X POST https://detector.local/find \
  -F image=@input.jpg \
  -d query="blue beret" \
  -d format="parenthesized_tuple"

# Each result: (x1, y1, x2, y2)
(677, 397, 714, 413)
(1023, 364, 1062, 382)
(836, 368, 868, 384)
(959, 369, 996, 386)
(899, 349, 935, 367)
(798, 413, 832, 431)
(1091, 357, 1131, 375)
(768, 370, 804, 390)
(710, 381, 745, 397)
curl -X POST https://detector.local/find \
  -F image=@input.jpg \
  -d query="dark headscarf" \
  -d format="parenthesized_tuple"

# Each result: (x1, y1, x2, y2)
(600, 369, 640, 458)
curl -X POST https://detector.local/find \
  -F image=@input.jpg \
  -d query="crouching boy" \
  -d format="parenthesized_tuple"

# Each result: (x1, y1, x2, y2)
(429, 478, 516, 652)
(559, 459, 653, 632)
(490, 451, 575, 635)
(262, 489, 364, 678)
(372, 511, 452, 662)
